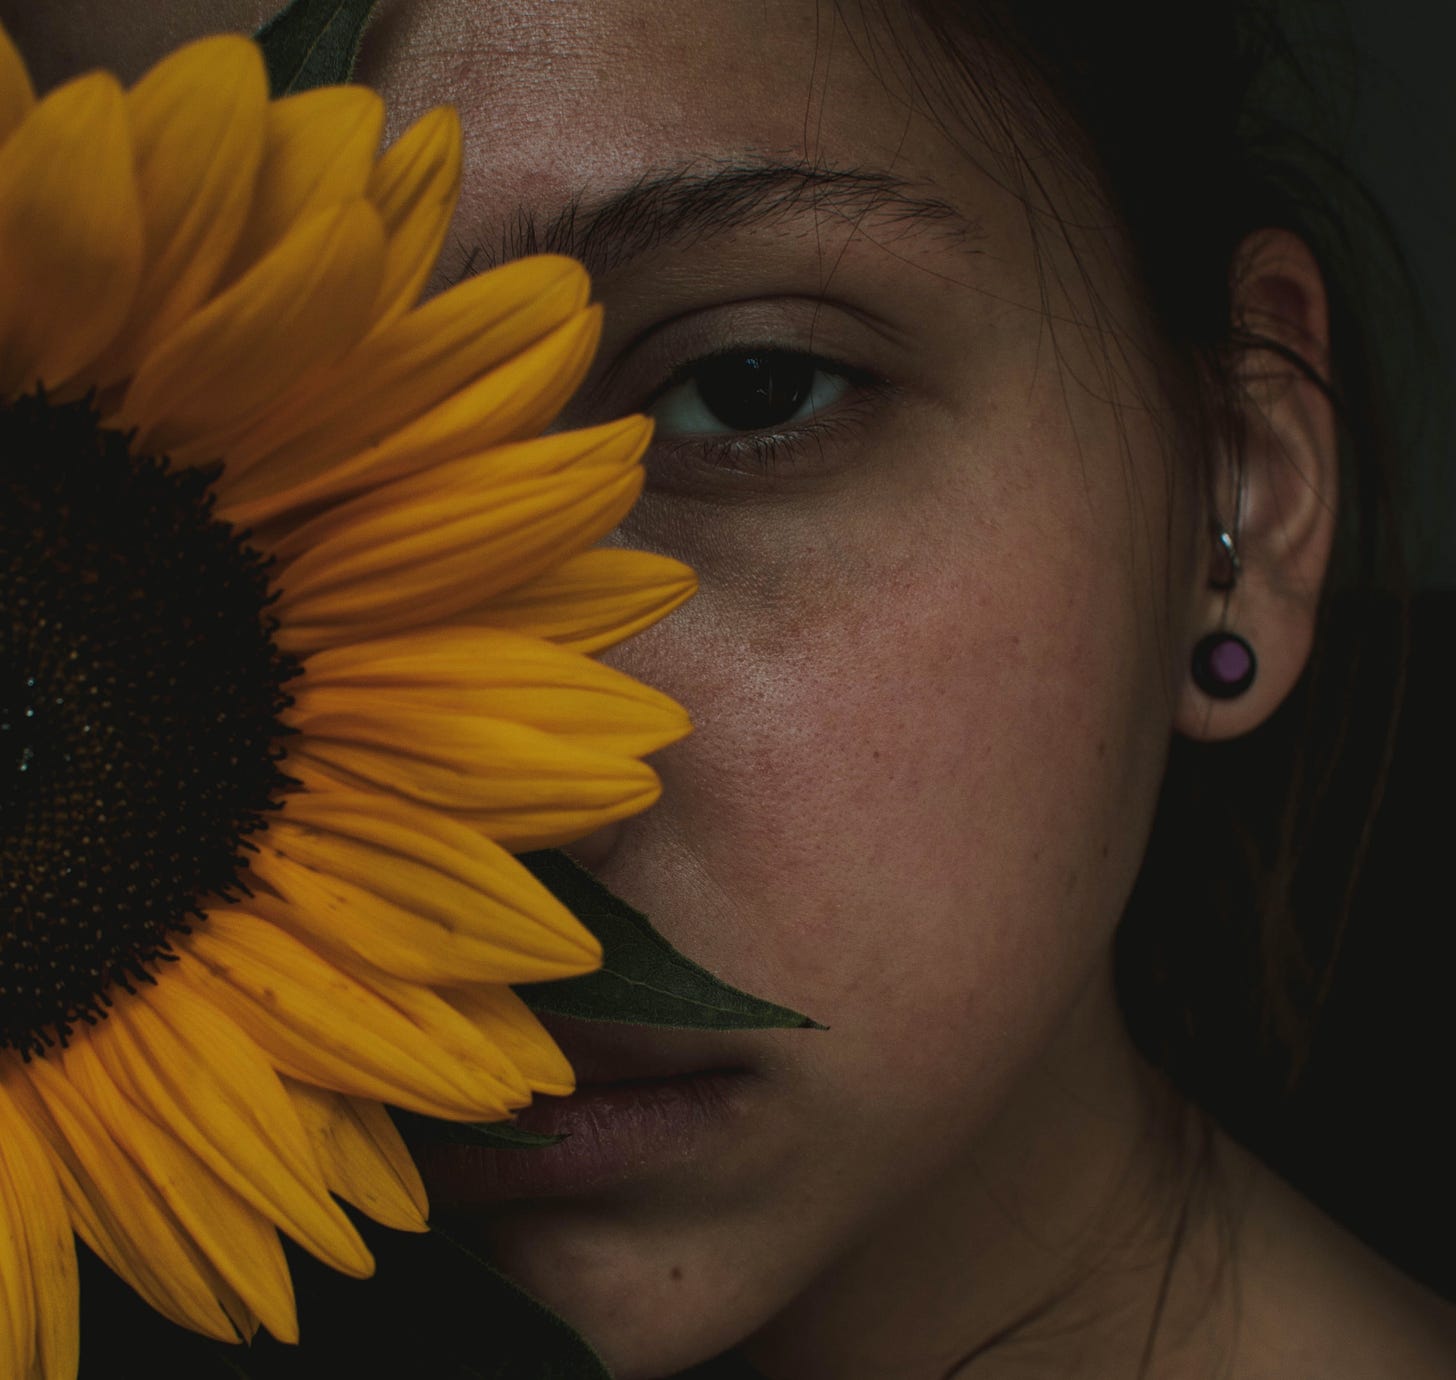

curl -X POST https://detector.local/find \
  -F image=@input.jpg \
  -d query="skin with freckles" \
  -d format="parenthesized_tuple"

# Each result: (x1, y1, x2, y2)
(9, 1, 1456, 1376)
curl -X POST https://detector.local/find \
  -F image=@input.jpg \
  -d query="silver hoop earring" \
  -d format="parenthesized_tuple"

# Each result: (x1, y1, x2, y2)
(1210, 520, 1241, 591)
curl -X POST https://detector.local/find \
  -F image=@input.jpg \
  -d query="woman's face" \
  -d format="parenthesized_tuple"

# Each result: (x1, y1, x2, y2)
(16, 0, 1216, 1372)
(357, 0, 1207, 1369)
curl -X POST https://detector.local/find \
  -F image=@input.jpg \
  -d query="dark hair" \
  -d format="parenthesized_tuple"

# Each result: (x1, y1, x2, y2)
(839, 0, 1431, 1371)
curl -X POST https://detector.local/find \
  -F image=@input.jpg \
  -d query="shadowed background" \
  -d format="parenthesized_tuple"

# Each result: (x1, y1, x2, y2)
(1331, 0, 1456, 584)
(1252, 0, 1456, 1303)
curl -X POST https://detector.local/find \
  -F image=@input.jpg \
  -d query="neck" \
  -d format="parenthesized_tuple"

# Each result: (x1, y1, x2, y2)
(738, 957, 1256, 1380)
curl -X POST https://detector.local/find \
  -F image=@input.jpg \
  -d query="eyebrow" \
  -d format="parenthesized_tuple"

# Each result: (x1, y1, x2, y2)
(451, 157, 986, 281)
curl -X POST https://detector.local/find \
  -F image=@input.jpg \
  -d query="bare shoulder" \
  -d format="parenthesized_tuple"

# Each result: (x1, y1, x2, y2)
(1217, 1136, 1456, 1380)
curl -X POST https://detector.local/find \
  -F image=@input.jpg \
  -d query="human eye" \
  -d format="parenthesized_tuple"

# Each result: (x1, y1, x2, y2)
(640, 346, 883, 478)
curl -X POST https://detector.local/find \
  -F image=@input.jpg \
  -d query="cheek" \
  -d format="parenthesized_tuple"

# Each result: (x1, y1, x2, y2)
(622, 462, 1171, 1115)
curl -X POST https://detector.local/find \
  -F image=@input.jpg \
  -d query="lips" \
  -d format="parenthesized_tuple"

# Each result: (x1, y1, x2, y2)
(406, 1015, 758, 1202)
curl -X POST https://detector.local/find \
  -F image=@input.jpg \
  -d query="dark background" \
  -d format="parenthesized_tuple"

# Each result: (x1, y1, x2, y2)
(1239, 0, 1455, 1307)
(1328, 0, 1456, 584)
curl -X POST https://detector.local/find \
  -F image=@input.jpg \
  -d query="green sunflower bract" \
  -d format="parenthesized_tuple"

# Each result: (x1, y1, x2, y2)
(0, 22, 695, 1377)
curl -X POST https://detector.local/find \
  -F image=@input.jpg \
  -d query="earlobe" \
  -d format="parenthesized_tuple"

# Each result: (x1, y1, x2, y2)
(1174, 228, 1339, 743)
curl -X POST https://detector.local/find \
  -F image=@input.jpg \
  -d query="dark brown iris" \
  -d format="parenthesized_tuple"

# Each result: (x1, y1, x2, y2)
(693, 351, 815, 430)
(1, 392, 301, 1056)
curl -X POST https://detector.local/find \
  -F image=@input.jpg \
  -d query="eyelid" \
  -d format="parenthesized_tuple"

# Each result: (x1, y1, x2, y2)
(585, 289, 889, 410)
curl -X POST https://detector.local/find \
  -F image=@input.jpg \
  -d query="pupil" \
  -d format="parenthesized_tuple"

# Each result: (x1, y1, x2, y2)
(696, 353, 814, 430)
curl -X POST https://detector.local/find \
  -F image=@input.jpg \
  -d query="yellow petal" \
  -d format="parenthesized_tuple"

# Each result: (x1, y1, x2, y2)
(278, 466, 644, 649)
(290, 707, 665, 849)
(469, 547, 698, 656)
(219, 85, 383, 286)
(0, 72, 140, 394)
(0, 1076, 79, 1380)
(58, 1039, 298, 1344)
(174, 912, 527, 1121)
(282, 767, 598, 931)
(325, 960, 531, 1103)
(213, 303, 601, 526)
(269, 409, 645, 567)
(0, 20, 36, 146)
(263, 418, 649, 652)
(245, 799, 599, 983)
(0, 1083, 37, 1380)
(292, 625, 691, 758)
(91, 981, 372, 1280)
(273, 454, 637, 602)
(213, 254, 590, 511)
(365, 104, 461, 328)
(115, 199, 384, 457)
(90, 35, 268, 384)
(284, 1081, 428, 1233)
(443, 985, 576, 1097)
(12, 1053, 249, 1342)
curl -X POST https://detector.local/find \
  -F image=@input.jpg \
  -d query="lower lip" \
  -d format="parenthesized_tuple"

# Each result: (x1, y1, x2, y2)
(410, 1070, 751, 1203)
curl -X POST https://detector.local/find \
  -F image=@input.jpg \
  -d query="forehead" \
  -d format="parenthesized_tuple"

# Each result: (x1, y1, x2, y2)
(364, 0, 921, 164)
(12, 0, 1128, 339)
(11, 0, 1087, 287)
(353, 0, 1024, 266)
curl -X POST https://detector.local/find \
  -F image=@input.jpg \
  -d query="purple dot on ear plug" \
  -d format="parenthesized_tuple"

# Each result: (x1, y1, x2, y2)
(1209, 638, 1251, 684)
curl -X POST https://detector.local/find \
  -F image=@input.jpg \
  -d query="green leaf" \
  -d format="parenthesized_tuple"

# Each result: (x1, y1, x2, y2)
(253, 0, 380, 95)
(392, 1108, 566, 1148)
(515, 851, 826, 1031)
(668, 1357, 771, 1380)
(429, 1219, 616, 1379)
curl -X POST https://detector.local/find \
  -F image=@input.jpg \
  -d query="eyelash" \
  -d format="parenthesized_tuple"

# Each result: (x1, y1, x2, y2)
(639, 346, 885, 476)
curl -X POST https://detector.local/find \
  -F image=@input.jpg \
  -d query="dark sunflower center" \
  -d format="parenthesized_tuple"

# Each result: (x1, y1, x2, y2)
(1, 392, 300, 1055)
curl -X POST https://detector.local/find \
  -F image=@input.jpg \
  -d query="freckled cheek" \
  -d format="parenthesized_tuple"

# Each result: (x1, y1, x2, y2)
(655, 546, 1151, 1045)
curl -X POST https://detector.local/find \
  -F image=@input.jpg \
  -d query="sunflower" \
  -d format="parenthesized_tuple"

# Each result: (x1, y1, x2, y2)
(0, 22, 694, 1377)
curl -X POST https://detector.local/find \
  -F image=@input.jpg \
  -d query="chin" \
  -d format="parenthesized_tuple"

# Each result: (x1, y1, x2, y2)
(470, 1205, 769, 1380)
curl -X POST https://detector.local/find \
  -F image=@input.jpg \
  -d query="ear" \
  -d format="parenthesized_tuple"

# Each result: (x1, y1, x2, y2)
(1174, 228, 1339, 742)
